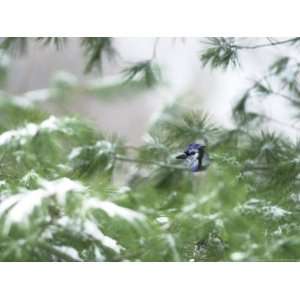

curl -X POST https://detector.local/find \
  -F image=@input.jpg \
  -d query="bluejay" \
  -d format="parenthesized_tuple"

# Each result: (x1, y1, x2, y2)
(176, 143, 210, 172)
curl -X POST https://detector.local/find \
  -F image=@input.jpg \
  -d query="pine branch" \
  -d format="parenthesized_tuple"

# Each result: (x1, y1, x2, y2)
(80, 38, 116, 73)
(115, 155, 187, 170)
(35, 38, 67, 50)
(122, 60, 161, 87)
(200, 38, 300, 70)
(0, 38, 28, 55)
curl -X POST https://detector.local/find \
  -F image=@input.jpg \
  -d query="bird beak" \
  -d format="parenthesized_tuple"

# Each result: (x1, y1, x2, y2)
(176, 153, 187, 159)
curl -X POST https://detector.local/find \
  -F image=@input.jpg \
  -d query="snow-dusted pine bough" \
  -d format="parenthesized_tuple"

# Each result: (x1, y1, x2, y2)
(0, 97, 299, 262)
(1, 38, 300, 261)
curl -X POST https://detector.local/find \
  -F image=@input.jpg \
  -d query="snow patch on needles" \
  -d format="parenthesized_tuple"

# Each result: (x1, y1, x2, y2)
(83, 220, 122, 253)
(0, 116, 77, 147)
(0, 175, 144, 226)
(13, 89, 50, 107)
(39, 177, 85, 205)
(117, 186, 131, 194)
(230, 252, 247, 261)
(0, 174, 144, 256)
(56, 216, 123, 254)
(53, 245, 81, 261)
(0, 177, 85, 230)
(165, 234, 180, 261)
(0, 123, 38, 146)
(263, 205, 291, 219)
(0, 180, 6, 188)
(238, 198, 291, 220)
(21, 170, 42, 186)
(86, 198, 145, 222)
(68, 147, 82, 160)
(68, 140, 115, 161)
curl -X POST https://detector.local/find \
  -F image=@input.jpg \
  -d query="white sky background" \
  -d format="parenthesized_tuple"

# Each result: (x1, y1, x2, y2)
(5, 38, 300, 143)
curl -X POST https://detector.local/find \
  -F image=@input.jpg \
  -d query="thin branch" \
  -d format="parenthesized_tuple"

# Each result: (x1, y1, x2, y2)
(122, 145, 140, 151)
(115, 155, 187, 171)
(235, 38, 300, 50)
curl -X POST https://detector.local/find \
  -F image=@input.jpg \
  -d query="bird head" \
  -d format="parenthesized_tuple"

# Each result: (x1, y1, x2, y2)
(176, 143, 205, 159)
(176, 143, 208, 172)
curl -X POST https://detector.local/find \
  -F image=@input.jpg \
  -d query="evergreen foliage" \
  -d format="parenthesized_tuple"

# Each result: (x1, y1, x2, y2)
(1, 37, 300, 261)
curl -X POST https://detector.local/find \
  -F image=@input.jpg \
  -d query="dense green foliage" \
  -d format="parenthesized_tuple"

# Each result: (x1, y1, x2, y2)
(1, 38, 300, 261)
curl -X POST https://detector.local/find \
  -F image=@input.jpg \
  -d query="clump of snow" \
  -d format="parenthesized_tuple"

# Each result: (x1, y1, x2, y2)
(95, 141, 115, 154)
(41, 228, 53, 240)
(68, 147, 82, 160)
(83, 220, 122, 253)
(242, 198, 260, 209)
(56, 216, 71, 227)
(52, 71, 78, 87)
(11, 72, 77, 108)
(86, 198, 145, 222)
(39, 116, 61, 131)
(238, 198, 291, 220)
(230, 252, 247, 261)
(39, 177, 85, 205)
(165, 234, 180, 261)
(262, 205, 291, 219)
(21, 170, 42, 186)
(290, 193, 300, 203)
(53, 245, 81, 261)
(292, 155, 300, 164)
(94, 247, 105, 261)
(0, 123, 38, 146)
(0, 180, 6, 188)
(68, 140, 115, 161)
(156, 216, 169, 225)
(156, 216, 170, 230)
(117, 186, 131, 194)
(182, 202, 197, 213)
(56, 216, 123, 255)
(13, 89, 50, 107)
(273, 226, 283, 236)
(142, 133, 155, 144)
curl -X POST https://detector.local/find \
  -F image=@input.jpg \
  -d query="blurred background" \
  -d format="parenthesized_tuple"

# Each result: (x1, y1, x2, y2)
(2, 38, 297, 144)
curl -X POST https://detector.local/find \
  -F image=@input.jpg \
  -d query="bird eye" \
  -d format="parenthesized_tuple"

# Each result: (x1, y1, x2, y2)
(190, 151, 196, 155)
